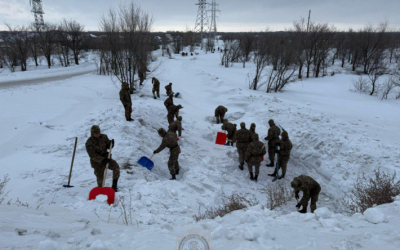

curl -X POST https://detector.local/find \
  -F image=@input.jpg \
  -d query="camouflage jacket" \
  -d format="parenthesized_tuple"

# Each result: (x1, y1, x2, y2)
(168, 120, 182, 137)
(152, 78, 160, 90)
(155, 131, 180, 153)
(233, 128, 252, 149)
(165, 85, 172, 93)
(249, 128, 256, 142)
(85, 134, 112, 165)
(119, 88, 132, 106)
(221, 122, 236, 139)
(293, 175, 321, 206)
(245, 140, 266, 164)
(168, 105, 180, 117)
(164, 97, 174, 108)
(215, 105, 227, 116)
(265, 125, 281, 147)
(278, 138, 292, 159)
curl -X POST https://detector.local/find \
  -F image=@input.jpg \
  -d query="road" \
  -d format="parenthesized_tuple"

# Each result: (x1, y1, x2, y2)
(0, 68, 96, 89)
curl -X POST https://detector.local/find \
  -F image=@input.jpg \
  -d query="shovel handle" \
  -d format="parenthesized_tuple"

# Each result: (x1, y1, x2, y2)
(149, 154, 155, 160)
(67, 137, 78, 186)
(102, 142, 113, 188)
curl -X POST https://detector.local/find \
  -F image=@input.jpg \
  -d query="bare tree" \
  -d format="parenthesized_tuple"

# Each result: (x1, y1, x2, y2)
(57, 23, 70, 67)
(239, 33, 256, 67)
(28, 24, 41, 67)
(350, 23, 388, 74)
(1, 24, 31, 72)
(37, 23, 58, 68)
(61, 19, 85, 65)
(99, 1, 153, 93)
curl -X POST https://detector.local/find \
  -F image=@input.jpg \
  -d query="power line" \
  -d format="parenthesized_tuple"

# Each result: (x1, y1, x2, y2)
(194, 0, 209, 49)
(29, 0, 45, 31)
(208, 0, 220, 41)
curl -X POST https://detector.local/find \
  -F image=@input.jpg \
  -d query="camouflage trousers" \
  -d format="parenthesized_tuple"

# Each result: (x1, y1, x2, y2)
(168, 146, 181, 175)
(272, 156, 289, 177)
(248, 161, 261, 175)
(167, 111, 179, 124)
(308, 186, 321, 213)
(92, 159, 120, 187)
(215, 114, 224, 124)
(124, 105, 132, 120)
(167, 113, 175, 124)
(152, 88, 160, 98)
(268, 148, 275, 163)
(237, 146, 248, 165)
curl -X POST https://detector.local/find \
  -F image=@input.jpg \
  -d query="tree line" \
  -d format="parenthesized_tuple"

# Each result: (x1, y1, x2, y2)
(0, 19, 86, 72)
(216, 21, 400, 94)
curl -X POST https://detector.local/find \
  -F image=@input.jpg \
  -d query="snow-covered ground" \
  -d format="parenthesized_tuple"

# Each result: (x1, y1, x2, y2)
(0, 48, 399, 249)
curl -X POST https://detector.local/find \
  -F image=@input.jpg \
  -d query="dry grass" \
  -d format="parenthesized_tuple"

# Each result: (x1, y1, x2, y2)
(261, 183, 293, 210)
(342, 168, 400, 214)
(193, 193, 259, 222)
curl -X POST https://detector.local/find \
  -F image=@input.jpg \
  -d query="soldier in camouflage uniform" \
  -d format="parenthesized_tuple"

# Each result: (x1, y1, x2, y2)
(165, 83, 173, 96)
(152, 77, 160, 98)
(233, 122, 252, 170)
(168, 116, 182, 137)
(154, 128, 181, 180)
(85, 125, 120, 192)
(264, 119, 281, 167)
(268, 131, 292, 179)
(221, 119, 237, 146)
(164, 94, 174, 110)
(167, 104, 183, 124)
(119, 82, 133, 121)
(214, 106, 228, 124)
(291, 175, 321, 213)
(138, 65, 150, 86)
(249, 123, 256, 141)
(245, 134, 266, 181)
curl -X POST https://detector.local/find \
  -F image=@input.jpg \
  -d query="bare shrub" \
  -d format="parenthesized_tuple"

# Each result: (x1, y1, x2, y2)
(117, 190, 138, 227)
(0, 174, 10, 204)
(261, 183, 293, 210)
(193, 193, 259, 222)
(381, 77, 396, 100)
(341, 169, 400, 214)
(352, 76, 370, 93)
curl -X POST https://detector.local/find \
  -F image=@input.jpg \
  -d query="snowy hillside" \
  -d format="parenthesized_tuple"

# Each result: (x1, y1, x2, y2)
(0, 49, 400, 250)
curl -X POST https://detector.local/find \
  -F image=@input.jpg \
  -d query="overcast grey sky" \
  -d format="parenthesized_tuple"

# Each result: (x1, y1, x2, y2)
(1, 0, 399, 32)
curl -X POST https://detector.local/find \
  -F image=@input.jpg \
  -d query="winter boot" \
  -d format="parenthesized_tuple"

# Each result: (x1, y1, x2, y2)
(268, 171, 277, 177)
(112, 179, 119, 192)
(299, 207, 307, 214)
(169, 174, 176, 180)
(250, 172, 254, 180)
(278, 174, 285, 179)
(238, 164, 244, 171)
(254, 175, 258, 182)
(266, 161, 274, 167)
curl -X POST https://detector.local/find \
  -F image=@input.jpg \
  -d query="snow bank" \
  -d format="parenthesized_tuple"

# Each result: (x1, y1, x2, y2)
(364, 207, 388, 224)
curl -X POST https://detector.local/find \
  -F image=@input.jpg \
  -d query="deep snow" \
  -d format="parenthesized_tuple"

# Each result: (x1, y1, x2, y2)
(0, 48, 399, 249)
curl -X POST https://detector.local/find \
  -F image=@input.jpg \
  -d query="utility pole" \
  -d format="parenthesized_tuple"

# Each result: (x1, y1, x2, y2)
(208, 0, 220, 41)
(306, 9, 311, 32)
(194, 0, 209, 49)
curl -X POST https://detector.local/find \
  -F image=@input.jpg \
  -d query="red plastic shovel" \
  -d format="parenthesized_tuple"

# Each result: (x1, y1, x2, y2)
(215, 132, 227, 145)
(88, 143, 115, 205)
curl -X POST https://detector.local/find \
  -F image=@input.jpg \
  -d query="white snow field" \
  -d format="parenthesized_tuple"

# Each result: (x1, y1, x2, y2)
(0, 49, 400, 250)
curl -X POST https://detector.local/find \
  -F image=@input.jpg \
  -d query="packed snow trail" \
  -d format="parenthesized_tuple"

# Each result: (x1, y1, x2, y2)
(0, 50, 400, 249)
